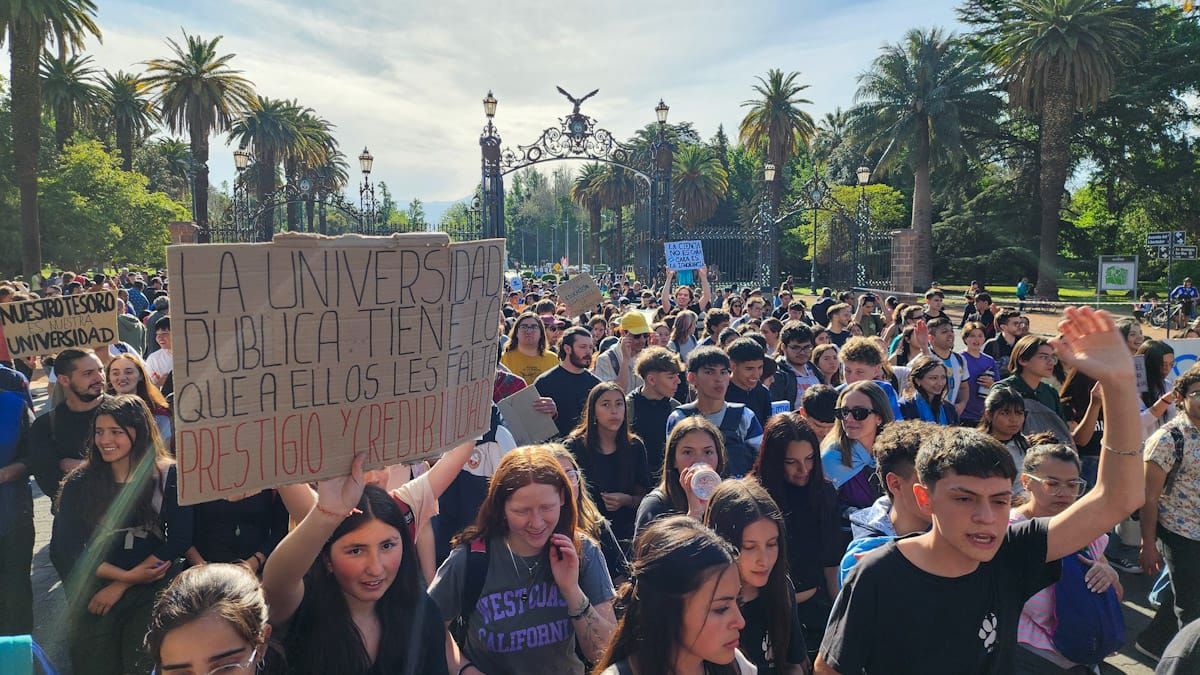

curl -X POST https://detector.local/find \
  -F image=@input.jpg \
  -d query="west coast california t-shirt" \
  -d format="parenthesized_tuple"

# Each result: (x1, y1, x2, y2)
(428, 535, 615, 675)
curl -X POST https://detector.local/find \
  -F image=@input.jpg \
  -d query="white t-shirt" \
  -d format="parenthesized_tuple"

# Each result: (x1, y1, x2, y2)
(145, 349, 173, 381)
(936, 350, 970, 406)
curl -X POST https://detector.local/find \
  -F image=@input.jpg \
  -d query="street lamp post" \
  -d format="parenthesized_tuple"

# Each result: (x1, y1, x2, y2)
(855, 165, 871, 287)
(359, 147, 378, 230)
(232, 148, 251, 236)
(761, 163, 776, 290)
(480, 91, 504, 241)
(806, 177, 829, 294)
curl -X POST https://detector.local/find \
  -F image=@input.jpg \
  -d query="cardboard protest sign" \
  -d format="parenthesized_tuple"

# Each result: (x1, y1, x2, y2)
(664, 240, 704, 270)
(497, 385, 560, 446)
(557, 273, 604, 316)
(168, 233, 504, 505)
(0, 290, 119, 359)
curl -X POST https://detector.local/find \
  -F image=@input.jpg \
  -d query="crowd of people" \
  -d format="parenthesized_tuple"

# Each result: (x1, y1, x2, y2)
(0, 267, 1198, 674)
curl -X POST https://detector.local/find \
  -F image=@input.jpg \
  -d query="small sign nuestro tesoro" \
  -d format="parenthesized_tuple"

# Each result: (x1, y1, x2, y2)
(0, 290, 119, 359)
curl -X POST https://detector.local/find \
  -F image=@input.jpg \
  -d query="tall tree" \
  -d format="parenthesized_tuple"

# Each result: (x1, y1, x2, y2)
(739, 69, 816, 285)
(962, 0, 1143, 297)
(145, 31, 255, 243)
(40, 51, 101, 148)
(228, 96, 304, 241)
(0, 0, 100, 278)
(596, 164, 640, 270)
(672, 145, 729, 228)
(570, 162, 605, 261)
(102, 70, 156, 170)
(851, 27, 1000, 290)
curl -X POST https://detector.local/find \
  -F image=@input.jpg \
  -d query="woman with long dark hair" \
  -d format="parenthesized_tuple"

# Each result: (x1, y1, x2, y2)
(706, 479, 808, 674)
(1136, 339, 1176, 436)
(564, 382, 651, 542)
(634, 416, 729, 535)
(146, 563, 273, 673)
(50, 395, 193, 675)
(594, 516, 754, 675)
(430, 446, 616, 675)
(979, 386, 1032, 498)
(898, 355, 959, 426)
(752, 414, 841, 661)
(262, 455, 448, 675)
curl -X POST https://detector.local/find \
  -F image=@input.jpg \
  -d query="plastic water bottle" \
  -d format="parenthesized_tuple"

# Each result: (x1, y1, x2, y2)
(690, 463, 722, 501)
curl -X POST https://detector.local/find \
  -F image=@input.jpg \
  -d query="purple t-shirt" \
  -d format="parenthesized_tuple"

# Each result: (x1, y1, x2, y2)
(960, 351, 997, 422)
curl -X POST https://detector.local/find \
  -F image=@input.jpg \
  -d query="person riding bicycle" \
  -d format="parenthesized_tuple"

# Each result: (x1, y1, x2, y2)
(1169, 277, 1199, 327)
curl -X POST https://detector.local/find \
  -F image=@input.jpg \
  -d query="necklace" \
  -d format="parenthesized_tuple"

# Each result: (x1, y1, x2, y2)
(505, 538, 541, 602)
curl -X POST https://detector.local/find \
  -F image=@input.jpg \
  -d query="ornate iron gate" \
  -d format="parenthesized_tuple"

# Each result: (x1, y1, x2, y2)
(826, 210, 893, 291)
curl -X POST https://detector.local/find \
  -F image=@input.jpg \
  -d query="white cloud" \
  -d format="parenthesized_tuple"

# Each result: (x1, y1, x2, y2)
(3, 0, 965, 202)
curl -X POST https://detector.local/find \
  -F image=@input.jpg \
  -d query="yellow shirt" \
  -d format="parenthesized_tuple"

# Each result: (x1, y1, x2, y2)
(501, 349, 560, 386)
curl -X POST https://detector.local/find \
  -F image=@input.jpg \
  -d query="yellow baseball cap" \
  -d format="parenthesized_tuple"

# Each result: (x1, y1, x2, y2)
(619, 311, 651, 335)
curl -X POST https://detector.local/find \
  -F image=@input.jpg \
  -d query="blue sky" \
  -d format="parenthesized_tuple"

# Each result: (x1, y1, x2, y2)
(4, 0, 967, 203)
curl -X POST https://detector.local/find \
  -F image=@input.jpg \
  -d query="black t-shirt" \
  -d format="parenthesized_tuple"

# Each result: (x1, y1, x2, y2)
(563, 436, 651, 542)
(777, 482, 843, 595)
(626, 388, 679, 479)
(826, 328, 851, 348)
(740, 588, 808, 673)
(534, 366, 601, 437)
(29, 400, 103, 500)
(811, 298, 835, 326)
(725, 381, 773, 428)
(983, 336, 1015, 375)
(819, 517, 1061, 675)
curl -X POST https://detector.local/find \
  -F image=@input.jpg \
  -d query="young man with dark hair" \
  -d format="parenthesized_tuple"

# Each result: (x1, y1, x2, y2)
(817, 307, 1144, 675)
(927, 316, 971, 416)
(798, 384, 838, 440)
(984, 308, 1023, 374)
(628, 347, 682, 478)
(824, 302, 853, 348)
(993, 334, 1066, 422)
(29, 349, 107, 502)
(698, 308, 732, 348)
(922, 288, 948, 323)
(725, 337, 773, 427)
(534, 326, 601, 437)
(665, 346, 764, 477)
(961, 292, 996, 338)
(854, 294, 883, 338)
(811, 287, 835, 326)
(771, 321, 822, 411)
(839, 420, 940, 585)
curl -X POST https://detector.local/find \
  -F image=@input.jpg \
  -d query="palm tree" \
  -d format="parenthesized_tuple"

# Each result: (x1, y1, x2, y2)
(283, 107, 337, 231)
(40, 51, 103, 149)
(101, 70, 157, 170)
(595, 165, 640, 271)
(852, 27, 1000, 291)
(570, 163, 605, 261)
(739, 69, 816, 285)
(812, 108, 851, 161)
(672, 145, 729, 228)
(0, 0, 100, 278)
(145, 31, 255, 243)
(228, 96, 305, 241)
(963, 0, 1142, 298)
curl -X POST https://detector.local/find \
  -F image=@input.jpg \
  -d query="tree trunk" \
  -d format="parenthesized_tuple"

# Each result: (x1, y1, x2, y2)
(190, 123, 211, 243)
(910, 115, 933, 292)
(116, 120, 134, 172)
(54, 100, 74, 151)
(590, 205, 601, 263)
(257, 152, 277, 242)
(613, 207, 624, 274)
(1035, 71, 1072, 300)
(11, 24, 43, 279)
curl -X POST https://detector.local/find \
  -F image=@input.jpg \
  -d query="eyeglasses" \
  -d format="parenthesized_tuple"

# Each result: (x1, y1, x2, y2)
(1024, 474, 1087, 497)
(785, 343, 813, 353)
(517, 324, 540, 332)
(1032, 352, 1058, 364)
(834, 406, 876, 421)
(153, 648, 258, 675)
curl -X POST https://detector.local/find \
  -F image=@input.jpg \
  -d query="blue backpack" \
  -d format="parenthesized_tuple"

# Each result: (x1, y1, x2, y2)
(1050, 550, 1125, 664)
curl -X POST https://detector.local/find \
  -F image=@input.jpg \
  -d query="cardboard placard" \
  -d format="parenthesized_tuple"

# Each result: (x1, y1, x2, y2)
(557, 273, 604, 316)
(497, 384, 559, 446)
(1133, 354, 1148, 394)
(0, 290, 119, 359)
(168, 233, 504, 505)
(664, 240, 704, 270)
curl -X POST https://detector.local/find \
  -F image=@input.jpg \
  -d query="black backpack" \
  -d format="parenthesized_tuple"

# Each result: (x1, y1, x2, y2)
(448, 538, 491, 648)
(676, 402, 757, 477)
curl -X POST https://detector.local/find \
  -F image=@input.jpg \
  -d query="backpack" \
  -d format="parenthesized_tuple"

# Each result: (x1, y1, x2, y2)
(1165, 426, 1189, 497)
(386, 492, 418, 542)
(677, 403, 757, 477)
(1050, 549, 1125, 664)
(448, 538, 491, 649)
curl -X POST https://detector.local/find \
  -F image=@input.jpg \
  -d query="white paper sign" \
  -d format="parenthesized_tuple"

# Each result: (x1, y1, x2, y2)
(664, 240, 705, 270)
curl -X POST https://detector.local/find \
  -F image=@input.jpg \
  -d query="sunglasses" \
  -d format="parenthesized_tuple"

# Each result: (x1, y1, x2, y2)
(833, 406, 876, 421)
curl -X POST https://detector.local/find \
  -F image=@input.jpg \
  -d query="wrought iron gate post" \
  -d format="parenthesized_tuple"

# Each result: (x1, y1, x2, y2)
(480, 92, 505, 241)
